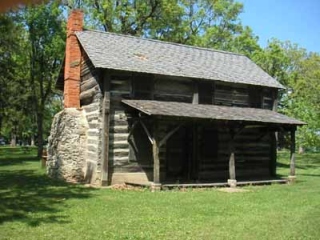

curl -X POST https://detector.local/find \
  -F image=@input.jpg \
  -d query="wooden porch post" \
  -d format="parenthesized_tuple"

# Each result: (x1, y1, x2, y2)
(151, 121, 161, 191)
(101, 73, 110, 186)
(288, 127, 296, 183)
(152, 138, 160, 184)
(228, 129, 237, 188)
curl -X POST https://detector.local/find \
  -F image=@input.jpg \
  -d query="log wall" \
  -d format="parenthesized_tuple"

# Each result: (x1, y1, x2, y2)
(107, 72, 151, 184)
(198, 127, 272, 181)
(102, 70, 277, 184)
(153, 76, 193, 103)
(215, 84, 249, 107)
(80, 54, 103, 184)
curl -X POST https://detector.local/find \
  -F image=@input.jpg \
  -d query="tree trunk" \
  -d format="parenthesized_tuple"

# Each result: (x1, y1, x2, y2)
(37, 113, 43, 158)
(10, 132, 16, 146)
(298, 146, 304, 154)
(31, 135, 35, 146)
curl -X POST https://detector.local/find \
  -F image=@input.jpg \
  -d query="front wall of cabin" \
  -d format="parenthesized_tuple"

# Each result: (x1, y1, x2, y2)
(149, 121, 275, 183)
(80, 68, 278, 185)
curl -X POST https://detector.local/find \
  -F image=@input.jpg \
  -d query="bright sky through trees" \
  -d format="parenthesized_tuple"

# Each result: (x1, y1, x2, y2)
(240, 0, 320, 53)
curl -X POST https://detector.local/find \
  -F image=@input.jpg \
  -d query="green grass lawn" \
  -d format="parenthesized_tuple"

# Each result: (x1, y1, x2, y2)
(0, 147, 319, 240)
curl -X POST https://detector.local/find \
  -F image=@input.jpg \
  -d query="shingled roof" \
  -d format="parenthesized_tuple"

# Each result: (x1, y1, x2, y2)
(122, 100, 305, 126)
(76, 30, 284, 89)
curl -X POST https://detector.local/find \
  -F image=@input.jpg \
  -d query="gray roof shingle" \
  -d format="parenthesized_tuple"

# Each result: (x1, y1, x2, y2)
(122, 100, 305, 126)
(76, 30, 284, 89)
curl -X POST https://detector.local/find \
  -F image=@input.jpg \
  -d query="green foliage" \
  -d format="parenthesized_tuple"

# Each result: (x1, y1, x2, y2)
(254, 39, 320, 148)
(0, 149, 320, 239)
(0, 2, 64, 153)
(0, 13, 31, 143)
(72, 0, 260, 55)
(1, 0, 319, 151)
(22, 1, 65, 154)
(282, 53, 320, 148)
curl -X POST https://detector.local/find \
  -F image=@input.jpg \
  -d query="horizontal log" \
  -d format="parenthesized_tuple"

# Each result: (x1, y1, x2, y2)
(82, 102, 100, 113)
(217, 152, 270, 159)
(110, 83, 131, 92)
(110, 119, 129, 127)
(154, 79, 193, 95)
(81, 62, 94, 76)
(110, 125, 129, 133)
(154, 94, 192, 103)
(81, 78, 98, 92)
(109, 133, 129, 141)
(109, 156, 129, 162)
(109, 140, 129, 149)
(198, 171, 229, 179)
(110, 172, 150, 185)
(80, 88, 96, 105)
(113, 163, 153, 173)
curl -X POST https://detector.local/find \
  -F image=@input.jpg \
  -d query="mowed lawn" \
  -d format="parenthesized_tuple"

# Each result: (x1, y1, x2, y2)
(0, 147, 319, 240)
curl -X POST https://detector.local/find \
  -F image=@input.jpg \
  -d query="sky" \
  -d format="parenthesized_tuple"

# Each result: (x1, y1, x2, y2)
(239, 0, 320, 53)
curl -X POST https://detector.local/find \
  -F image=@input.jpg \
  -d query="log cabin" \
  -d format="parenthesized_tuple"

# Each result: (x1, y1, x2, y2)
(47, 10, 305, 189)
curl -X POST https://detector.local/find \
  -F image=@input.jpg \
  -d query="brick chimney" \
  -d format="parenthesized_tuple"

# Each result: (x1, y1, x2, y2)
(64, 10, 84, 108)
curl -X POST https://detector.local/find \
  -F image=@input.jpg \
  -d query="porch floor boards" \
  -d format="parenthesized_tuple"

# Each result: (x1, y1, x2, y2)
(125, 178, 288, 189)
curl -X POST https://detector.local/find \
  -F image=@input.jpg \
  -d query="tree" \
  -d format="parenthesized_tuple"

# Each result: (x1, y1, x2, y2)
(20, 1, 65, 156)
(283, 53, 320, 150)
(254, 39, 320, 150)
(0, 12, 29, 145)
(64, 0, 259, 54)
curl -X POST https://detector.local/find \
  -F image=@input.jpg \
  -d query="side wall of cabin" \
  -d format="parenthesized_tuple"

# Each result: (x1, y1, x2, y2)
(80, 53, 104, 184)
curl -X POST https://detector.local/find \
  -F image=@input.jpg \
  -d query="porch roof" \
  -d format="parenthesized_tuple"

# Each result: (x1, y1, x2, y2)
(122, 100, 305, 126)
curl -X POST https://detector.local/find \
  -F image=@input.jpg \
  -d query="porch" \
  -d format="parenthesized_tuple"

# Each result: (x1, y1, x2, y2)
(120, 100, 305, 189)
(125, 178, 288, 191)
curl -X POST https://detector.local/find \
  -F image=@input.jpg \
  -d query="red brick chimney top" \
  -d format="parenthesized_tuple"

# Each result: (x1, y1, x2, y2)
(64, 10, 84, 108)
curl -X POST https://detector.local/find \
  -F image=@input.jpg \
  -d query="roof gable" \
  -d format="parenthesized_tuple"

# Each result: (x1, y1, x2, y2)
(76, 30, 284, 89)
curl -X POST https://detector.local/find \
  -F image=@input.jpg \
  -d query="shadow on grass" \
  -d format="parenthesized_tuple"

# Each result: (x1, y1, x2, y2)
(0, 157, 39, 166)
(299, 173, 320, 178)
(277, 152, 320, 178)
(0, 160, 97, 226)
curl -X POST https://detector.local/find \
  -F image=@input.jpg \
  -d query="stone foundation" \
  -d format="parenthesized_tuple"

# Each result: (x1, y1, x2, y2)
(47, 108, 89, 183)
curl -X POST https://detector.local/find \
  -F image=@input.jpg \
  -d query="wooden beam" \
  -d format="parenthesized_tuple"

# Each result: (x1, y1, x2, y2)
(192, 82, 199, 104)
(192, 124, 198, 180)
(228, 129, 237, 187)
(229, 151, 236, 180)
(245, 125, 267, 129)
(272, 89, 278, 112)
(140, 120, 154, 144)
(159, 124, 182, 147)
(228, 130, 236, 180)
(270, 131, 277, 177)
(127, 120, 139, 140)
(152, 123, 160, 184)
(101, 72, 111, 186)
(290, 128, 296, 176)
